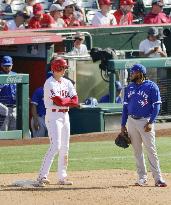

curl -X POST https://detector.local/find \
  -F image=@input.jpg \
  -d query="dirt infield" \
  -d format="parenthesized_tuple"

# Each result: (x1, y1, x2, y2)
(0, 170, 171, 205)
(0, 123, 171, 205)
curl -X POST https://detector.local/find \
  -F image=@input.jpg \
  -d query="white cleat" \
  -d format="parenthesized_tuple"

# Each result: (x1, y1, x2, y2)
(33, 177, 50, 187)
(58, 180, 73, 185)
(135, 179, 148, 186)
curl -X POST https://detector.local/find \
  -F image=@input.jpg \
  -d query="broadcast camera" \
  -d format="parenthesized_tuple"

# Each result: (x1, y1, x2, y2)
(90, 47, 118, 82)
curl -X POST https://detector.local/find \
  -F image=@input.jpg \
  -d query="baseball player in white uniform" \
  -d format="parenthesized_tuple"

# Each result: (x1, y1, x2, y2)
(36, 58, 79, 187)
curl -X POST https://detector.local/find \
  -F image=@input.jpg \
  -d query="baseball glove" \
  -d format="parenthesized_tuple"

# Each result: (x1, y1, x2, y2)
(115, 132, 131, 149)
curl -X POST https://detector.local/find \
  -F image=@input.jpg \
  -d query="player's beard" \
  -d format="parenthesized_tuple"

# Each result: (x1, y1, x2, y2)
(130, 76, 140, 83)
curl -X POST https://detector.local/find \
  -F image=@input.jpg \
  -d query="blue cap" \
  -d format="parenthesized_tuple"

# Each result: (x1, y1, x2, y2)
(130, 64, 146, 75)
(1, 56, 13, 66)
(115, 81, 122, 91)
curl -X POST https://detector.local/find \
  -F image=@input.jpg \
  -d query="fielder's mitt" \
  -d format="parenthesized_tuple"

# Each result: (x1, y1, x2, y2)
(115, 132, 131, 149)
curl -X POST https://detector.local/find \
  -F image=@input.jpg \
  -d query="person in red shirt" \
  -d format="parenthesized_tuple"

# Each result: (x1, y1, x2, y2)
(144, 0, 171, 24)
(0, 20, 8, 31)
(62, 0, 83, 27)
(28, 3, 55, 29)
(113, 0, 135, 25)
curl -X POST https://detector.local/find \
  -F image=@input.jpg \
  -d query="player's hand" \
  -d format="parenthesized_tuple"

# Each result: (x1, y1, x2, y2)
(121, 126, 127, 134)
(34, 120, 40, 130)
(144, 122, 152, 132)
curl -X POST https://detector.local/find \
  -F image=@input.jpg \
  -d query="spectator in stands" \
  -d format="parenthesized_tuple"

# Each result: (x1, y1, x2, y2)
(6, 11, 29, 30)
(99, 81, 123, 103)
(49, 4, 66, 27)
(62, 0, 84, 26)
(53, 0, 64, 6)
(139, 27, 167, 58)
(0, 56, 17, 131)
(0, 19, 8, 31)
(3, 0, 13, 13)
(28, 3, 55, 29)
(91, 0, 117, 26)
(23, 0, 36, 18)
(144, 0, 171, 24)
(113, 0, 135, 25)
(69, 32, 88, 55)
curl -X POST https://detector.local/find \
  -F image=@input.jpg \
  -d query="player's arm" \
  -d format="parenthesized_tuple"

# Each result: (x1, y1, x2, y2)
(121, 88, 128, 133)
(31, 103, 40, 130)
(121, 103, 128, 133)
(51, 96, 72, 106)
(51, 95, 78, 107)
(64, 95, 79, 107)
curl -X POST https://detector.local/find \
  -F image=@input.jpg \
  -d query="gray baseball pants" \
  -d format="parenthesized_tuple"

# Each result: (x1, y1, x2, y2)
(127, 116, 163, 182)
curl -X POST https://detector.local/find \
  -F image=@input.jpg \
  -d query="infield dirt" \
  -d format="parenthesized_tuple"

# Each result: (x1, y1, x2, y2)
(0, 169, 171, 205)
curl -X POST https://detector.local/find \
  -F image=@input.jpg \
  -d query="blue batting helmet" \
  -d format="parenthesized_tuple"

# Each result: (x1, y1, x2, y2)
(84, 97, 98, 107)
(130, 64, 146, 75)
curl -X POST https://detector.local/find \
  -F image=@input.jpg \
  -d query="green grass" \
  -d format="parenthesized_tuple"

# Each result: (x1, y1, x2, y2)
(0, 137, 170, 174)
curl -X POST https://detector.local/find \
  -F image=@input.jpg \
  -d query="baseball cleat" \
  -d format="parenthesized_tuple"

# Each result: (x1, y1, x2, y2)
(37, 177, 50, 185)
(58, 180, 73, 185)
(33, 181, 46, 187)
(135, 179, 148, 186)
(155, 180, 167, 187)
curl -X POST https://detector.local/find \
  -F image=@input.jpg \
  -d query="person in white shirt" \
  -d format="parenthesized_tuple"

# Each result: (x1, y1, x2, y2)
(91, 0, 117, 26)
(70, 32, 88, 55)
(49, 4, 66, 27)
(23, 0, 36, 18)
(139, 27, 167, 82)
(139, 27, 167, 58)
(6, 11, 29, 30)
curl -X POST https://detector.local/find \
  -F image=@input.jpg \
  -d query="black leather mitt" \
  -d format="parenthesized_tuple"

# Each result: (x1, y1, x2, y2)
(115, 132, 131, 149)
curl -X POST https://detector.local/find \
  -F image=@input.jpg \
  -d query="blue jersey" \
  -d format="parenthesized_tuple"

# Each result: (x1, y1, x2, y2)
(0, 71, 17, 106)
(123, 80, 161, 118)
(31, 87, 46, 117)
(99, 94, 122, 104)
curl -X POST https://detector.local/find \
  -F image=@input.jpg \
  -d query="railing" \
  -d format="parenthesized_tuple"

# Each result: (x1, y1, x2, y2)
(0, 74, 29, 139)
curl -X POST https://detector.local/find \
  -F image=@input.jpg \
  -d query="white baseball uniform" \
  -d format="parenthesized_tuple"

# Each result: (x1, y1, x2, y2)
(38, 76, 77, 181)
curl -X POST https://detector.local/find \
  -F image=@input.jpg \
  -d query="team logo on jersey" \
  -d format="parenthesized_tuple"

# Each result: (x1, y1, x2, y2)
(137, 90, 148, 107)
(60, 90, 68, 98)
(50, 89, 56, 97)
(128, 89, 149, 107)
(128, 90, 135, 98)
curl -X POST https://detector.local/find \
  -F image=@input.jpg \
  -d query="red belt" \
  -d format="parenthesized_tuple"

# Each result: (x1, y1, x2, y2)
(52, 109, 68, 113)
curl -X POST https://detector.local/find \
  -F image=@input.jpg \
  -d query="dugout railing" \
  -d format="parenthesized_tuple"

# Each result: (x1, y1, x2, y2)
(0, 74, 29, 139)
(108, 57, 171, 118)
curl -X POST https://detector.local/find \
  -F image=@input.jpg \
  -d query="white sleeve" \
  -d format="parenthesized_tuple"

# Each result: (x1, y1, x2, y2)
(139, 41, 145, 52)
(110, 14, 117, 25)
(92, 13, 100, 26)
(68, 81, 77, 98)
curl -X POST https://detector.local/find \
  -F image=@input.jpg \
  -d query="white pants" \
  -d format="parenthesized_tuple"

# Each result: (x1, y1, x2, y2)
(38, 112, 70, 181)
(128, 116, 163, 182)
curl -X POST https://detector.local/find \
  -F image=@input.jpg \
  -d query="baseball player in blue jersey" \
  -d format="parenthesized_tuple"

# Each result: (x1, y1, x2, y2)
(0, 56, 17, 130)
(31, 87, 47, 137)
(121, 63, 167, 187)
(99, 81, 123, 103)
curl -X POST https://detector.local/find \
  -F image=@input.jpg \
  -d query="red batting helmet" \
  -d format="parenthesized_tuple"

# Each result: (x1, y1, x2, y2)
(120, 0, 136, 5)
(51, 58, 68, 72)
(98, 0, 111, 5)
